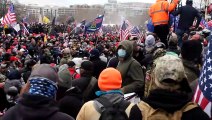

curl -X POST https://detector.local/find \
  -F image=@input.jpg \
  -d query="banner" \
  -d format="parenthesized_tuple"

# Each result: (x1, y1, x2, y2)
(85, 15, 104, 32)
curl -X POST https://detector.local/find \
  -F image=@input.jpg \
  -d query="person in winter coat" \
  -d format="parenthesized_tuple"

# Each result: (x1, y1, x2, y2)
(76, 68, 134, 120)
(140, 35, 156, 69)
(116, 40, 145, 96)
(172, 0, 201, 47)
(56, 64, 73, 100)
(4, 69, 24, 94)
(89, 49, 107, 79)
(60, 48, 72, 66)
(67, 61, 80, 79)
(72, 60, 98, 102)
(58, 86, 84, 118)
(2, 64, 74, 120)
(129, 54, 209, 120)
(149, 0, 179, 46)
(167, 32, 181, 55)
(21, 59, 36, 83)
(181, 40, 203, 95)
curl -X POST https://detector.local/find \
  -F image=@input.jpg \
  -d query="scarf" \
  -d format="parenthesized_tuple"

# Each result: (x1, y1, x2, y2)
(29, 77, 58, 99)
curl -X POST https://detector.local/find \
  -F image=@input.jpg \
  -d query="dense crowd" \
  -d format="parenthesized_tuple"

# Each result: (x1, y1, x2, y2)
(0, 0, 211, 120)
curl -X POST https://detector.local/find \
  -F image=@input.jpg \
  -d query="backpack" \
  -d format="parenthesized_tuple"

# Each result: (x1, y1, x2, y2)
(95, 97, 130, 120)
(137, 101, 198, 120)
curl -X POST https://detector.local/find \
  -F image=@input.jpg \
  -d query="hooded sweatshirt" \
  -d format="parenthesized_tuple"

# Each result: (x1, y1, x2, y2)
(116, 40, 144, 94)
(2, 94, 74, 120)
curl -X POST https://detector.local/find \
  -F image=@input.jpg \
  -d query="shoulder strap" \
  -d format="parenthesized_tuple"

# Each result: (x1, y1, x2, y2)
(95, 97, 130, 113)
(118, 99, 131, 110)
(95, 97, 113, 113)
(82, 77, 97, 98)
(126, 59, 136, 75)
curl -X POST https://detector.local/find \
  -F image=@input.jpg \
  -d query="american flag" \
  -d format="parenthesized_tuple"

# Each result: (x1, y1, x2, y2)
(131, 26, 142, 38)
(208, 20, 212, 31)
(2, 3, 16, 25)
(193, 38, 212, 118)
(21, 23, 29, 35)
(120, 20, 133, 41)
(200, 18, 209, 29)
(131, 26, 144, 44)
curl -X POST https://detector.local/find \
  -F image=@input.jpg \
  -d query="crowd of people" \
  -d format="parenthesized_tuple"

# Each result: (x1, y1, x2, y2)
(0, 0, 211, 119)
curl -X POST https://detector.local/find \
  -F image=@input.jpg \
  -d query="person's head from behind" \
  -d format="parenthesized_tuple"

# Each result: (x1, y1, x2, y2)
(168, 33, 178, 48)
(67, 61, 76, 69)
(181, 40, 203, 64)
(62, 48, 71, 58)
(89, 49, 100, 61)
(22, 64, 59, 99)
(145, 35, 156, 53)
(153, 55, 191, 93)
(186, 0, 193, 6)
(80, 61, 93, 77)
(98, 68, 122, 92)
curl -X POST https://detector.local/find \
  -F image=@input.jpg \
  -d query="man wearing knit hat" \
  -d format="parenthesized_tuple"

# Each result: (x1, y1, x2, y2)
(2, 64, 74, 120)
(77, 68, 134, 120)
(129, 54, 209, 120)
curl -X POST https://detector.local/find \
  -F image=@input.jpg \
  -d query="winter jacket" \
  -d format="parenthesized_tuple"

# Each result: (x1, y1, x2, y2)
(59, 87, 84, 119)
(72, 77, 98, 101)
(129, 89, 210, 120)
(172, 5, 201, 30)
(76, 94, 134, 120)
(2, 94, 74, 120)
(72, 77, 91, 93)
(149, 0, 178, 26)
(4, 79, 24, 93)
(116, 40, 145, 95)
(182, 59, 200, 84)
(90, 58, 107, 79)
(107, 57, 119, 68)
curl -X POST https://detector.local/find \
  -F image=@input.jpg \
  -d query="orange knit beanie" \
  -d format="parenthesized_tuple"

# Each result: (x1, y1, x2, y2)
(98, 68, 122, 91)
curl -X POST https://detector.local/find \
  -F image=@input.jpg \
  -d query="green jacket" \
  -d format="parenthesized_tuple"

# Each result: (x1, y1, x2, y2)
(116, 40, 144, 94)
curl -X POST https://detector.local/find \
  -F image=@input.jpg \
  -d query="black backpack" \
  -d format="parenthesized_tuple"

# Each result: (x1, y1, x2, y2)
(95, 97, 130, 120)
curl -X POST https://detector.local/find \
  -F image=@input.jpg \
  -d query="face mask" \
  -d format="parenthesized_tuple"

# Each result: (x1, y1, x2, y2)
(118, 49, 126, 58)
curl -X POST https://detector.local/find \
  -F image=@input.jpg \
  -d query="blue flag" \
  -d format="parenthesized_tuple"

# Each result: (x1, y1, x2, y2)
(85, 15, 104, 32)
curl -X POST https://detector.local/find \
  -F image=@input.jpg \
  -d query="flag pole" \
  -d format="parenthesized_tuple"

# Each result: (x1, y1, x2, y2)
(95, 32, 98, 49)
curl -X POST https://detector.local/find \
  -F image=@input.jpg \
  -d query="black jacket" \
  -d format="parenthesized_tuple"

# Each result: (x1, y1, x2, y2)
(90, 58, 107, 79)
(172, 5, 201, 31)
(129, 89, 210, 120)
(58, 87, 83, 118)
(72, 77, 91, 93)
(2, 94, 74, 120)
(72, 77, 98, 102)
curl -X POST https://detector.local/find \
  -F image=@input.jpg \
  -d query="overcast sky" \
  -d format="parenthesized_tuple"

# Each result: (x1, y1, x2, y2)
(18, 0, 156, 6)
(18, 0, 191, 7)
